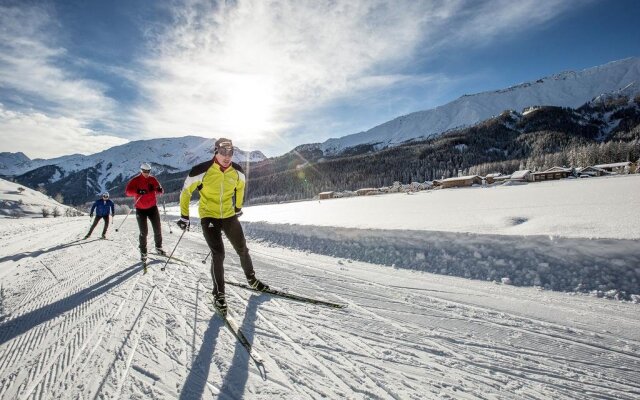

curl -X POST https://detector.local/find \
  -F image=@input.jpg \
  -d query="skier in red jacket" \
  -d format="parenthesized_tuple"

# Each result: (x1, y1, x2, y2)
(125, 162, 166, 260)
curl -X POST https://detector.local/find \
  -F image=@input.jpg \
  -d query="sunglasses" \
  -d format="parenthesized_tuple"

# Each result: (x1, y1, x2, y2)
(141, 169, 151, 173)
(218, 147, 234, 156)
(102, 195, 109, 198)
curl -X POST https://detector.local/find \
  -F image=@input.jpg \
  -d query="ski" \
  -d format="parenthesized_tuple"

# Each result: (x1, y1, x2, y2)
(205, 293, 265, 365)
(227, 281, 347, 309)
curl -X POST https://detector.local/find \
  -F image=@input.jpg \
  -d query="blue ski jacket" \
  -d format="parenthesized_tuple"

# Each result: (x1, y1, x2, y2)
(90, 199, 115, 217)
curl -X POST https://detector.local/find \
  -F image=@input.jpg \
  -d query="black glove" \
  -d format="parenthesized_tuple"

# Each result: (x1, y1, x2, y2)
(137, 189, 147, 195)
(89, 214, 93, 218)
(177, 217, 190, 231)
(156, 186, 164, 193)
(235, 207, 243, 217)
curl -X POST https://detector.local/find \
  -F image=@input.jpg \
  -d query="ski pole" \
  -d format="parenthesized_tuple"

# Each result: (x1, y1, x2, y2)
(162, 197, 173, 234)
(202, 251, 211, 264)
(115, 196, 141, 232)
(161, 228, 187, 271)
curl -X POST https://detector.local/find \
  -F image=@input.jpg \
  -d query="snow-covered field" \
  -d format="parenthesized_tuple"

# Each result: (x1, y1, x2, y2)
(0, 175, 639, 399)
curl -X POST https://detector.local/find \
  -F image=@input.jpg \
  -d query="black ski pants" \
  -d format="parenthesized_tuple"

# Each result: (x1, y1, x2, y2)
(135, 206, 162, 253)
(88, 215, 110, 236)
(201, 216, 256, 295)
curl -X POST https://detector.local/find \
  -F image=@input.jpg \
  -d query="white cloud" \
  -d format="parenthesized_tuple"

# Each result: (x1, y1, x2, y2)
(0, 3, 122, 158)
(135, 0, 582, 152)
(0, 104, 128, 159)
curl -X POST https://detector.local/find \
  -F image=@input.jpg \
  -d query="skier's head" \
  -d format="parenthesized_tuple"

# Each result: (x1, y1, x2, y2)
(102, 192, 109, 199)
(214, 138, 233, 157)
(140, 162, 151, 175)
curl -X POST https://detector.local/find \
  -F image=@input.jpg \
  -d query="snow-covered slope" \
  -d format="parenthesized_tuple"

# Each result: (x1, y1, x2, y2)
(0, 173, 638, 398)
(0, 136, 266, 178)
(0, 178, 77, 217)
(321, 57, 640, 155)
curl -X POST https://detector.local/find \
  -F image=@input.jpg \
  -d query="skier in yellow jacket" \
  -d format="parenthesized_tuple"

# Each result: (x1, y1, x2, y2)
(177, 138, 268, 315)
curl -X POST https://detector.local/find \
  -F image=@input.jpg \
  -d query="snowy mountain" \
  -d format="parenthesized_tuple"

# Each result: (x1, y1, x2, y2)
(0, 174, 638, 399)
(0, 136, 266, 178)
(320, 57, 640, 155)
(0, 136, 266, 203)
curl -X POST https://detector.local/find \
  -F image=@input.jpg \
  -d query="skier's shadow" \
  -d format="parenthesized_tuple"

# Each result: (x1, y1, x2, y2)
(179, 295, 269, 400)
(0, 238, 102, 263)
(219, 295, 269, 397)
(0, 263, 142, 345)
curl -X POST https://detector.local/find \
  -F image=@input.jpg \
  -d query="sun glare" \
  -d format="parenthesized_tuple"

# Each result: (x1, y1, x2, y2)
(219, 74, 277, 139)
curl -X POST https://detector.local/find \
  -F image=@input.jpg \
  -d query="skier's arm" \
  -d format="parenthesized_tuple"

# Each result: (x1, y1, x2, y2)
(125, 178, 138, 197)
(179, 173, 202, 218)
(235, 169, 245, 209)
(109, 201, 115, 215)
(90, 201, 97, 215)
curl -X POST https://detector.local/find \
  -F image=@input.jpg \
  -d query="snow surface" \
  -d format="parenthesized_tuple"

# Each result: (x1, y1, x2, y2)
(1, 174, 639, 399)
(0, 179, 74, 217)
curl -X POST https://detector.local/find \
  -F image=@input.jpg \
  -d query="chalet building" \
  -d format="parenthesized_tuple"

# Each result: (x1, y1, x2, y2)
(437, 175, 482, 189)
(593, 162, 637, 174)
(530, 166, 574, 182)
(510, 170, 531, 182)
(576, 166, 610, 177)
(356, 188, 378, 196)
(318, 191, 334, 200)
(485, 173, 510, 184)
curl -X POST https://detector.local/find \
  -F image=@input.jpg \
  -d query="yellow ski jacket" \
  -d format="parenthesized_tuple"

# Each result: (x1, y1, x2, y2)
(180, 160, 245, 219)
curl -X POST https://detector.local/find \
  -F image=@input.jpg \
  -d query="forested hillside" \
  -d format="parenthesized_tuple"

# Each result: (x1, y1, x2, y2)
(244, 96, 640, 204)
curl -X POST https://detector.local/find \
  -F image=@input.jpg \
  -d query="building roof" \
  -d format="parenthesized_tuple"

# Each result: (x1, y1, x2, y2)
(511, 170, 531, 179)
(440, 175, 481, 182)
(593, 162, 633, 168)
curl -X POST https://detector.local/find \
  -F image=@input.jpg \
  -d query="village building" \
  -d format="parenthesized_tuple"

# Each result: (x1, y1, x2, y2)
(510, 170, 531, 182)
(575, 166, 610, 177)
(593, 161, 637, 174)
(356, 188, 378, 196)
(318, 191, 335, 200)
(437, 175, 483, 189)
(484, 173, 510, 184)
(530, 166, 574, 182)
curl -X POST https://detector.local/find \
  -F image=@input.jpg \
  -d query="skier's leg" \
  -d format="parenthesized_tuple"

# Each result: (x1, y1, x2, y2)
(87, 216, 100, 236)
(149, 206, 163, 249)
(101, 216, 109, 236)
(222, 216, 256, 281)
(135, 209, 149, 254)
(201, 218, 225, 295)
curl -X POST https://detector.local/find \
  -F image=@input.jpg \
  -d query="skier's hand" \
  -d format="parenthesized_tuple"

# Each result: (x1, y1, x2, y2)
(156, 186, 164, 193)
(89, 214, 93, 218)
(177, 217, 190, 231)
(137, 189, 147, 195)
(235, 207, 243, 217)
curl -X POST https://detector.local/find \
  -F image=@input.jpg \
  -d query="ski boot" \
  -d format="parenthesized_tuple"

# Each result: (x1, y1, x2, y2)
(213, 292, 227, 316)
(248, 277, 269, 291)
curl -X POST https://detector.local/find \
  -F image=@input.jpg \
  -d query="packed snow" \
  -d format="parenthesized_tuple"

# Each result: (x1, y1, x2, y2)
(0, 174, 639, 399)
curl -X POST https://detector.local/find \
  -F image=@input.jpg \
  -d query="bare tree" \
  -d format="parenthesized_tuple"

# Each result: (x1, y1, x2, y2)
(41, 207, 50, 218)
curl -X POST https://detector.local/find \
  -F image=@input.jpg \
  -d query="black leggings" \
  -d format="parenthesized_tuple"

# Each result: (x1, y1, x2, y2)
(201, 216, 256, 295)
(88, 215, 109, 236)
(135, 206, 162, 252)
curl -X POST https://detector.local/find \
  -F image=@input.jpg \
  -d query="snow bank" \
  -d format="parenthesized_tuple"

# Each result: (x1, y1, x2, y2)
(243, 222, 640, 299)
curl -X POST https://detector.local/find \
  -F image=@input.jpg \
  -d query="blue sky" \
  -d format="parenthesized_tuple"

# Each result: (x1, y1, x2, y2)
(1, 0, 639, 159)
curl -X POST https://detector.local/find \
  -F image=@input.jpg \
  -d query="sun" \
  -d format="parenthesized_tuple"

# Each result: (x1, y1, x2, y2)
(219, 74, 277, 139)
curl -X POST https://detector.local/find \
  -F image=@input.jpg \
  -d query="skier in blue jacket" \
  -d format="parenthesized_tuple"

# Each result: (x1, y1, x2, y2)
(84, 192, 115, 239)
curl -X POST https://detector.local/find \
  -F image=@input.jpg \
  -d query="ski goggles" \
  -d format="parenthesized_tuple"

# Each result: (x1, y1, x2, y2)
(141, 169, 151, 173)
(217, 146, 234, 156)
(102, 194, 109, 198)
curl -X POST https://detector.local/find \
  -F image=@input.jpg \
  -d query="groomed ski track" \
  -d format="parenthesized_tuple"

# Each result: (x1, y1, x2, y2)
(0, 217, 639, 399)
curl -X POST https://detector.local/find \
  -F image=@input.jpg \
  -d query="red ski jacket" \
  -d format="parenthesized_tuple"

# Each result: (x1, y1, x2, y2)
(125, 174, 163, 210)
